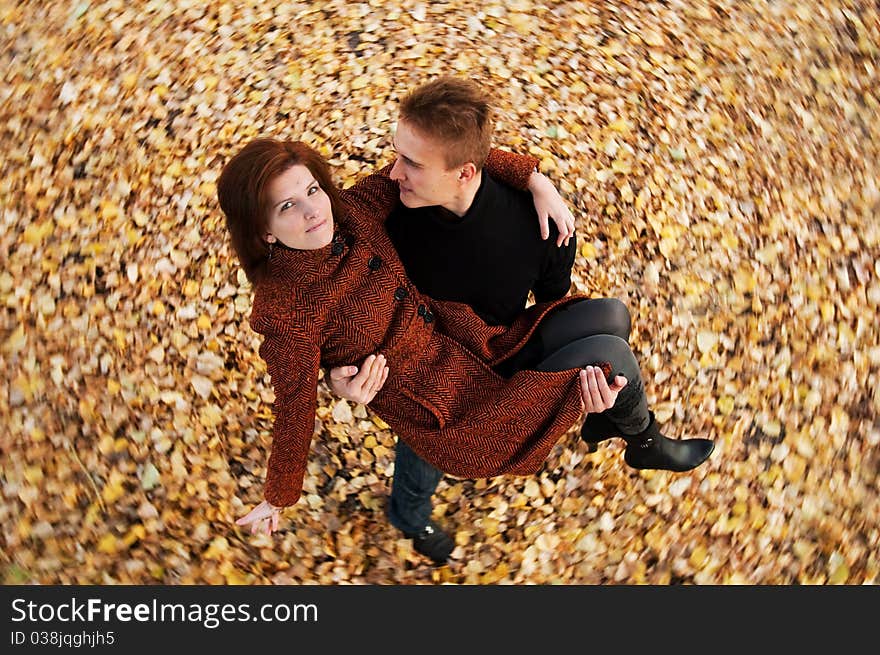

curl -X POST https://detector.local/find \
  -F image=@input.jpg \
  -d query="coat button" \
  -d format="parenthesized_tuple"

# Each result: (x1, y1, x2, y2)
(423, 311, 434, 324)
(417, 304, 427, 317)
(368, 255, 382, 271)
(331, 242, 344, 255)
(394, 287, 408, 301)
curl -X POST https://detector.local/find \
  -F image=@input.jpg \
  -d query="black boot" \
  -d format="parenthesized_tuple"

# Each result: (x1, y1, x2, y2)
(622, 412, 714, 472)
(403, 519, 454, 564)
(580, 411, 620, 453)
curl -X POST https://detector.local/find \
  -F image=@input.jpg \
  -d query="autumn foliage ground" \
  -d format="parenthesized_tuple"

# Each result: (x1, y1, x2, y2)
(1, 1, 879, 584)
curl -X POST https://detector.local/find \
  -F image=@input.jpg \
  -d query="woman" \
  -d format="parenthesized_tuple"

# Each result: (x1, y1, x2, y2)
(218, 138, 714, 535)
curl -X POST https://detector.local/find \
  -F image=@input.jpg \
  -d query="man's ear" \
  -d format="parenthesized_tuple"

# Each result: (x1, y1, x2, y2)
(458, 162, 478, 183)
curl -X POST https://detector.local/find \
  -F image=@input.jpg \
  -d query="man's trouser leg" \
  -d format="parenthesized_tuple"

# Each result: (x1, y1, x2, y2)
(387, 439, 443, 534)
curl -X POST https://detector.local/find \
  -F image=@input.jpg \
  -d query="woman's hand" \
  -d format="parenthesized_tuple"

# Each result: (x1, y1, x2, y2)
(235, 500, 282, 535)
(527, 171, 576, 247)
(328, 354, 389, 404)
(579, 366, 627, 414)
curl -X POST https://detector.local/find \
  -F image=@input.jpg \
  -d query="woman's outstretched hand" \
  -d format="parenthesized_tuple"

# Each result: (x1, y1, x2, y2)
(235, 500, 281, 535)
(579, 366, 627, 414)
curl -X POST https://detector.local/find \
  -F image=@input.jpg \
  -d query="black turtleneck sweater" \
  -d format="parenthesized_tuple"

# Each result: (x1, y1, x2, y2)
(385, 172, 577, 326)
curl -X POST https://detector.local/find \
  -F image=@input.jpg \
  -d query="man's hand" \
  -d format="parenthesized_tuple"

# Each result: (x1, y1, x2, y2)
(579, 366, 627, 414)
(328, 354, 389, 404)
(527, 170, 576, 247)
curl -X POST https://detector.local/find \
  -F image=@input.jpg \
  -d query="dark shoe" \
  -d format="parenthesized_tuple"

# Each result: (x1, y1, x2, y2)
(404, 520, 454, 564)
(623, 412, 715, 472)
(580, 411, 620, 453)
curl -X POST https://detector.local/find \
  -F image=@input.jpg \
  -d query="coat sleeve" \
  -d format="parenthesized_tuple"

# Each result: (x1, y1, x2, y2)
(484, 148, 540, 190)
(257, 323, 322, 508)
(339, 163, 398, 222)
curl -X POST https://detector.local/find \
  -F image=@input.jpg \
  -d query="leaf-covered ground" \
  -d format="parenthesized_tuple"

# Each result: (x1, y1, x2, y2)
(2, 1, 878, 584)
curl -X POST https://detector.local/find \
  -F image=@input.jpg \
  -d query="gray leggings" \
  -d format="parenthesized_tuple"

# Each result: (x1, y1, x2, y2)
(496, 298, 650, 435)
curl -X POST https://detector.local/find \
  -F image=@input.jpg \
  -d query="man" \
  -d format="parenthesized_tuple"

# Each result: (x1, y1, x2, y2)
(328, 77, 711, 564)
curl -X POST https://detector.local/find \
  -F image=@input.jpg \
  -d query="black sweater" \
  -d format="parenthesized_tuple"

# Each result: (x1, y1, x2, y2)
(386, 172, 576, 326)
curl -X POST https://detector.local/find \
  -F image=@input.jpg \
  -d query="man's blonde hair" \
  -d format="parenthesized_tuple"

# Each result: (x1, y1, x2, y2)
(398, 76, 494, 170)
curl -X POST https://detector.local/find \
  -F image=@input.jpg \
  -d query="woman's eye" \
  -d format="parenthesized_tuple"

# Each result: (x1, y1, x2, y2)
(281, 201, 294, 211)
(308, 185, 318, 195)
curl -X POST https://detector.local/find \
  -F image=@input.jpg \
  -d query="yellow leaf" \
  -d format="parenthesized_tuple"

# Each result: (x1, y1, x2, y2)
(101, 201, 121, 221)
(204, 536, 229, 560)
(24, 466, 44, 484)
(654, 403, 674, 423)
(23, 221, 53, 245)
(733, 268, 756, 293)
(97, 534, 118, 554)
(3, 325, 26, 354)
(183, 280, 200, 297)
(200, 404, 224, 428)
(762, 420, 782, 438)
(224, 567, 251, 585)
(102, 472, 126, 504)
(524, 479, 541, 498)
(689, 545, 709, 568)
(820, 301, 835, 322)
(718, 396, 734, 415)
(507, 12, 533, 35)
(123, 524, 146, 547)
(482, 517, 500, 537)
(610, 158, 632, 174)
(721, 230, 739, 250)
(166, 160, 183, 177)
(641, 30, 664, 47)
(828, 561, 849, 584)
(480, 562, 509, 584)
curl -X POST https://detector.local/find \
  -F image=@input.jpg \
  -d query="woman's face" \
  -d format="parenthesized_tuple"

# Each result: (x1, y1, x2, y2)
(264, 164, 334, 250)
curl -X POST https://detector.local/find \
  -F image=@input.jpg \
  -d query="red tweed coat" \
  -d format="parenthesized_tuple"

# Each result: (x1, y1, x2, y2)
(250, 151, 586, 507)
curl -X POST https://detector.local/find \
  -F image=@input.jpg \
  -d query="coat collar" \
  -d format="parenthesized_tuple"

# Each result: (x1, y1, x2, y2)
(266, 219, 356, 284)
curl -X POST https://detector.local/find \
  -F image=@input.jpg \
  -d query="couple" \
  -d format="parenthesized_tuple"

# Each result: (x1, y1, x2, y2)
(219, 77, 714, 564)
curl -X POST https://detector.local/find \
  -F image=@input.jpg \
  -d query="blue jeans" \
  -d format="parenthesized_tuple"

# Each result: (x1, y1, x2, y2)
(387, 439, 443, 534)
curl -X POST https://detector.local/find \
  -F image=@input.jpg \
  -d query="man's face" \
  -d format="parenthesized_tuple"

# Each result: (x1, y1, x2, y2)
(389, 119, 462, 210)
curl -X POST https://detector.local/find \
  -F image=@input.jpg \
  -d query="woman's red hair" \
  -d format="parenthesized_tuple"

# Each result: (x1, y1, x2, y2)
(216, 139, 345, 284)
